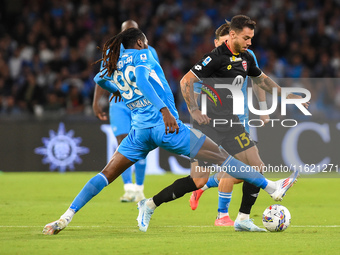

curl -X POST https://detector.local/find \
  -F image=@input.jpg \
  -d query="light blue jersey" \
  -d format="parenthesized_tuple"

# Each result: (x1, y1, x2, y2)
(112, 48, 178, 129)
(96, 45, 160, 185)
(101, 45, 159, 136)
(94, 47, 206, 162)
(95, 46, 165, 130)
(194, 49, 259, 134)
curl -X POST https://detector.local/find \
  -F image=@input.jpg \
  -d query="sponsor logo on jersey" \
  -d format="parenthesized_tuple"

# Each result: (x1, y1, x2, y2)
(140, 54, 147, 60)
(230, 56, 242, 62)
(227, 64, 232, 70)
(202, 56, 212, 66)
(242, 60, 247, 71)
(194, 65, 202, 70)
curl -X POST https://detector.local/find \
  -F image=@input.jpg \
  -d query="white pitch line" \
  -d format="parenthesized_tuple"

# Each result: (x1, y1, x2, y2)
(0, 225, 339, 228)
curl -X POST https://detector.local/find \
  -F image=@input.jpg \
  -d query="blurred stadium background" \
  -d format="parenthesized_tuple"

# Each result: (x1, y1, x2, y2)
(0, 0, 339, 173)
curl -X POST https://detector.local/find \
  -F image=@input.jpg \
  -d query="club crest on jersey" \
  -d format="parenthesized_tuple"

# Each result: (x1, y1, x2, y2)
(140, 54, 147, 60)
(242, 60, 247, 71)
(202, 56, 212, 66)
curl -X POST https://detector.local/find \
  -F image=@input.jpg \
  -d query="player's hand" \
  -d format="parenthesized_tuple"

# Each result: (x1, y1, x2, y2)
(109, 91, 123, 103)
(287, 94, 310, 109)
(191, 109, 211, 125)
(93, 104, 108, 121)
(161, 107, 179, 134)
(260, 115, 270, 125)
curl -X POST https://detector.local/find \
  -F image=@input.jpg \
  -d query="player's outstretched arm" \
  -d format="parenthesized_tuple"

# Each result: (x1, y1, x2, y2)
(251, 73, 310, 108)
(135, 66, 179, 134)
(180, 71, 211, 125)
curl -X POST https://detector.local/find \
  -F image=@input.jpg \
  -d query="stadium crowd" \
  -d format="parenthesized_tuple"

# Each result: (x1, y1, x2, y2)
(0, 0, 339, 120)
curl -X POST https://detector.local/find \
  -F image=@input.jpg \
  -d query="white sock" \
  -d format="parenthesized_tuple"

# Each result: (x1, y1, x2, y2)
(146, 198, 156, 210)
(236, 212, 249, 221)
(124, 183, 135, 192)
(264, 180, 276, 194)
(201, 185, 209, 191)
(217, 212, 229, 219)
(61, 208, 75, 223)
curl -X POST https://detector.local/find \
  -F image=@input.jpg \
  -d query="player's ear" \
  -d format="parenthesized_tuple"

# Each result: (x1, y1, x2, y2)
(136, 39, 143, 49)
(214, 39, 218, 48)
(230, 30, 236, 39)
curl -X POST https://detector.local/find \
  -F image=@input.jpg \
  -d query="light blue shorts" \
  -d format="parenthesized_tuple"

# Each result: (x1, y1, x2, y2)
(118, 120, 206, 162)
(109, 100, 131, 137)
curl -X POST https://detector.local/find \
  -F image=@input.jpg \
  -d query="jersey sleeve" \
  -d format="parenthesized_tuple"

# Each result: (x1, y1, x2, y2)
(190, 53, 221, 80)
(134, 49, 154, 72)
(246, 51, 262, 77)
(148, 46, 160, 64)
(93, 72, 118, 93)
(134, 50, 167, 111)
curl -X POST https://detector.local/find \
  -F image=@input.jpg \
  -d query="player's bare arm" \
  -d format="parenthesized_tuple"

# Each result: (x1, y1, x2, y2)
(180, 71, 211, 125)
(251, 73, 310, 108)
(93, 84, 110, 120)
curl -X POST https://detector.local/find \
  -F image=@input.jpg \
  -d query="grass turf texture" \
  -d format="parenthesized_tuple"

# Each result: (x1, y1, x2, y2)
(0, 172, 339, 255)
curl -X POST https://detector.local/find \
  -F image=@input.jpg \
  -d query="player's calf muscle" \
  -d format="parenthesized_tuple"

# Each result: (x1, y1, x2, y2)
(102, 152, 134, 183)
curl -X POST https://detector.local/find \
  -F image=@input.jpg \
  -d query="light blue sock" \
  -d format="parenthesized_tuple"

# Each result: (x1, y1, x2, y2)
(135, 159, 146, 186)
(218, 191, 232, 213)
(70, 173, 109, 212)
(221, 156, 268, 189)
(206, 173, 219, 188)
(121, 166, 133, 184)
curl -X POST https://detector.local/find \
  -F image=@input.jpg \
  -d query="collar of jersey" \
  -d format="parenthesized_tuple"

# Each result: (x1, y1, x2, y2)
(224, 41, 239, 56)
(123, 48, 138, 53)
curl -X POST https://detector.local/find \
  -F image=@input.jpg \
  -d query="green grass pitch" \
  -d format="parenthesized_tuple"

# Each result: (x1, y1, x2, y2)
(0, 172, 339, 255)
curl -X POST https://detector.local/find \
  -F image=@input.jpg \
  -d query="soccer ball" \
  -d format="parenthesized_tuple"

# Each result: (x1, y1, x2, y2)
(262, 204, 291, 232)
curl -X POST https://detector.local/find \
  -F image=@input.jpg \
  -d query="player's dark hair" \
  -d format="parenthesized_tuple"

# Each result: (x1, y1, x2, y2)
(215, 20, 231, 40)
(230, 15, 256, 33)
(100, 28, 145, 77)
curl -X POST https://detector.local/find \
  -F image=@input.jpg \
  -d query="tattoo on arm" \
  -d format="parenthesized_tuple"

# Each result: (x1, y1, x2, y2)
(252, 79, 266, 102)
(252, 74, 282, 96)
(180, 77, 199, 112)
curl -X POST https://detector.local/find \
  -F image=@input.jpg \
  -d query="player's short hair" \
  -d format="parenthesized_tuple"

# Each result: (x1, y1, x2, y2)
(215, 20, 230, 40)
(230, 15, 256, 33)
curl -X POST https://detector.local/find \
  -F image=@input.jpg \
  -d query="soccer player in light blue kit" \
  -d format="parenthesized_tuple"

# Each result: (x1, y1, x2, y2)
(93, 20, 160, 202)
(43, 28, 299, 235)
(189, 21, 270, 230)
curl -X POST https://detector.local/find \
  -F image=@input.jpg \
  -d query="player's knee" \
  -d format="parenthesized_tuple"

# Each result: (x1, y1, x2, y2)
(193, 177, 208, 189)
